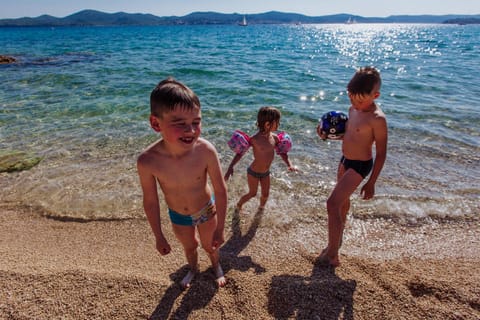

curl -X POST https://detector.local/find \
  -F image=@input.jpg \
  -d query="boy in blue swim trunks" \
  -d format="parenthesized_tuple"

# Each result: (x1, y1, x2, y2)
(224, 106, 296, 212)
(137, 78, 227, 288)
(317, 66, 388, 267)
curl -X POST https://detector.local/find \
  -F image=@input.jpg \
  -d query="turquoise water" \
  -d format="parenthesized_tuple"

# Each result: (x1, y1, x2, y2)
(1, 24, 479, 226)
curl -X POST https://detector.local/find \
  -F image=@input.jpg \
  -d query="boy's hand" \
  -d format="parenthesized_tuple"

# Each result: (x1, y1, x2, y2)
(212, 230, 225, 251)
(156, 236, 171, 255)
(360, 181, 375, 200)
(316, 125, 328, 140)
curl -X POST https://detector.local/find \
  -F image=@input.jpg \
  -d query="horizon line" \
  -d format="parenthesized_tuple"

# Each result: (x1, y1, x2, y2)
(2, 9, 479, 20)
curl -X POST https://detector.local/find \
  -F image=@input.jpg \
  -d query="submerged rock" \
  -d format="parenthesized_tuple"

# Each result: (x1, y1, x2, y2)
(0, 55, 16, 64)
(0, 151, 43, 172)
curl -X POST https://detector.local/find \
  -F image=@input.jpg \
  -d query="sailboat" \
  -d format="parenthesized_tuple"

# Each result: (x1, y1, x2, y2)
(238, 15, 248, 26)
(345, 17, 357, 24)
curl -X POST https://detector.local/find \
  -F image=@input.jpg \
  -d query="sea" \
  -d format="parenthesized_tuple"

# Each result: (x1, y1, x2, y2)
(1, 24, 479, 258)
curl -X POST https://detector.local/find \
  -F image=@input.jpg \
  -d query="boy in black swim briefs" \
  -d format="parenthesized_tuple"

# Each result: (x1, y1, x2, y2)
(316, 66, 388, 267)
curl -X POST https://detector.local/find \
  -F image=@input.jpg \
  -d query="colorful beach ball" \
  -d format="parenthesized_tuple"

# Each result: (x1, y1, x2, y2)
(319, 111, 348, 140)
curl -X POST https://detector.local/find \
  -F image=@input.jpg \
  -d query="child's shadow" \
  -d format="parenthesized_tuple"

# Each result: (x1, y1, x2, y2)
(220, 207, 266, 274)
(149, 207, 265, 319)
(148, 266, 219, 320)
(268, 257, 357, 320)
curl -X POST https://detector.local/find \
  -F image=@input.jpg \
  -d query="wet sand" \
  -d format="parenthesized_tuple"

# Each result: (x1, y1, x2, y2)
(1, 205, 479, 319)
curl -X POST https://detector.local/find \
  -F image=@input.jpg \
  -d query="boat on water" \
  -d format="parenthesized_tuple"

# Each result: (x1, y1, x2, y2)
(345, 17, 357, 24)
(238, 15, 247, 26)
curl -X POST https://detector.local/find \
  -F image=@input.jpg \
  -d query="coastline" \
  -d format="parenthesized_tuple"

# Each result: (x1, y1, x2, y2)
(1, 205, 479, 319)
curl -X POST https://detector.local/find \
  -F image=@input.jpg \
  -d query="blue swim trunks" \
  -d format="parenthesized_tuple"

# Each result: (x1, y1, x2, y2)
(168, 197, 216, 226)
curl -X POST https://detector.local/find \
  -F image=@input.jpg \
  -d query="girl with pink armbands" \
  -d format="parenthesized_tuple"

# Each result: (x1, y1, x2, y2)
(224, 106, 296, 213)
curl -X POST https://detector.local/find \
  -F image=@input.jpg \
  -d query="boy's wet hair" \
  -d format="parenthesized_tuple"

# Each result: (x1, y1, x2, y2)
(347, 66, 381, 96)
(150, 77, 200, 117)
(257, 106, 281, 132)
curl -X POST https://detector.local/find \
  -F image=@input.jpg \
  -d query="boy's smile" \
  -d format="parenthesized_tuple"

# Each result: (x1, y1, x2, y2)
(150, 107, 202, 149)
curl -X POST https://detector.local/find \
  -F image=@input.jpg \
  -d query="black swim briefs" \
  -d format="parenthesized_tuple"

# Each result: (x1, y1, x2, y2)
(340, 156, 373, 179)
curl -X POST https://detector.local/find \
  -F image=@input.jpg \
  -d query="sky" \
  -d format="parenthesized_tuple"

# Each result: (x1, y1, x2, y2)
(1, 0, 479, 19)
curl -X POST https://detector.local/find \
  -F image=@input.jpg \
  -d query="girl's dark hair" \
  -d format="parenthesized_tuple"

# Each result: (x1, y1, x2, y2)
(150, 77, 200, 117)
(347, 66, 381, 95)
(257, 106, 281, 132)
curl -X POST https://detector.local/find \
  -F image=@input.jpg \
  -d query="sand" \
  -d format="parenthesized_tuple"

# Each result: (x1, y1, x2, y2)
(1, 205, 479, 320)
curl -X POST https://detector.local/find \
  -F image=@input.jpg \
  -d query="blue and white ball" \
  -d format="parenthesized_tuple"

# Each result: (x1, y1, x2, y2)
(319, 111, 348, 140)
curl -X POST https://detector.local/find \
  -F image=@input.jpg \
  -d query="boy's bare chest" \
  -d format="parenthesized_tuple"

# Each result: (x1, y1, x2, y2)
(347, 113, 372, 133)
(156, 156, 206, 184)
(345, 117, 374, 146)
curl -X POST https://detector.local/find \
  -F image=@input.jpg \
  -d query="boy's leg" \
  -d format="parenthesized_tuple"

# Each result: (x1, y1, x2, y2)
(259, 175, 270, 209)
(197, 216, 226, 287)
(171, 224, 199, 288)
(336, 162, 354, 228)
(338, 197, 350, 249)
(322, 168, 363, 266)
(236, 173, 259, 210)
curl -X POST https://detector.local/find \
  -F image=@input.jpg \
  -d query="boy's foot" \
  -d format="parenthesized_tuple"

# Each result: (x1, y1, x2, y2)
(318, 248, 340, 267)
(214, 265, 226, 287)
(180, 269, 198, 289)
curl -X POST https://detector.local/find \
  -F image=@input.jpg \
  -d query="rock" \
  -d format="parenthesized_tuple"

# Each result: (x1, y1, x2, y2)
(0, 55, 16, 64)
(0, 151, 43, 172)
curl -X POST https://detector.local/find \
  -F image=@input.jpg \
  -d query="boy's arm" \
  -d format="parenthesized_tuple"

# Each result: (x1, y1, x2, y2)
(224, 153, 243, 181)
(361, 117, 388, 199)
(137, 157, 171, 255)
(207, 148, 228, 249)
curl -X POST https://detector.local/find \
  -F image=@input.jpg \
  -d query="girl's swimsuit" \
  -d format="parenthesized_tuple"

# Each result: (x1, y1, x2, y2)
(247, 166, 270, 179)
(168, 197, 216, 226)
(340, 156, 373, 179)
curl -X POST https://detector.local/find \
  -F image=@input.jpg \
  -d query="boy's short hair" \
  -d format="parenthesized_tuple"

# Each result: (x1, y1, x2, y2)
(347, 66, 381, 96)
(150, 77, 200, 117)
(257, 106, 281, 131)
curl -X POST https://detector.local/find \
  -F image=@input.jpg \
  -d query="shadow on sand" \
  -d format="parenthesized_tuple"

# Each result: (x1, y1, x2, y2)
(268, 256, 357, 319)
(219, 207, 266, 275)
(149, 206, 266, 319)
(148, 265, 218, 320)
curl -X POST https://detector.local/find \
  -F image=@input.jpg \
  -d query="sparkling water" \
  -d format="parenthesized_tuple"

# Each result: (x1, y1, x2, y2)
(1, 24, 479, 231)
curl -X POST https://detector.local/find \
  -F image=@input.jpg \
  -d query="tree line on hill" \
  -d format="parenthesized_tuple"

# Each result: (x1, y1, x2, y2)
(0, 10, 479, 27)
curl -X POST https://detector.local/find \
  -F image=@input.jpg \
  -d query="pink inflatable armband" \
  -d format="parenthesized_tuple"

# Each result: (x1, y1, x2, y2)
(275, 131, 292, 155)
(228, 130, 251, 155)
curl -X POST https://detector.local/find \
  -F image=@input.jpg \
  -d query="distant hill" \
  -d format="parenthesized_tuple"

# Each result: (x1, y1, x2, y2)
(0, 9, 479, 26)
(0, 10, 168, 26)
(443, 17, 480, 25)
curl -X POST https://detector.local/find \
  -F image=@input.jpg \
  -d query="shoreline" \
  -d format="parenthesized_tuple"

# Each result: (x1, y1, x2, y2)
(1, 206, 479, 319)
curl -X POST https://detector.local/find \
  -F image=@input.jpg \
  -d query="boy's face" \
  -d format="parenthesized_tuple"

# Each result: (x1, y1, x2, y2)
(150, 106, 202, 149)
(348, 85, 380, 111)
